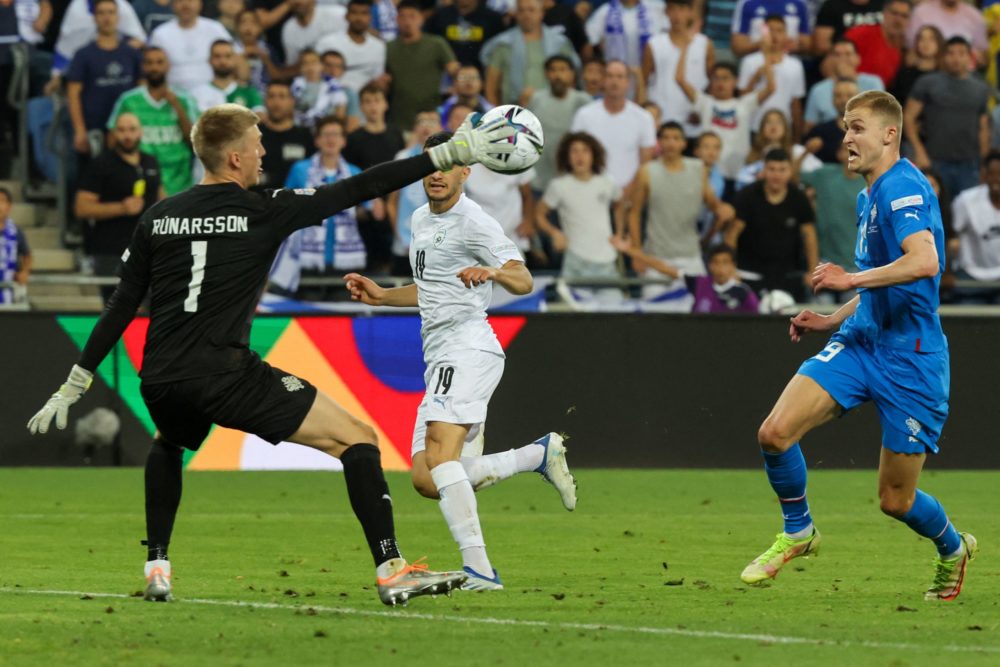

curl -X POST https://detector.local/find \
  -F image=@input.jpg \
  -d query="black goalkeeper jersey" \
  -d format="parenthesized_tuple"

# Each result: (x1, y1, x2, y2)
(78, 153, 437, 383)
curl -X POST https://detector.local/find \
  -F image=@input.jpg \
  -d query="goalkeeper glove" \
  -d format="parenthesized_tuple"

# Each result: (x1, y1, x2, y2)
(27, 364, 93, 434)
(428, 115, 516, 172)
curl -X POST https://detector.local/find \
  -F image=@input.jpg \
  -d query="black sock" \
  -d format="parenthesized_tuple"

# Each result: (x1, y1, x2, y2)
(340, 443, 401, 566)
(144, 438, 183, 561)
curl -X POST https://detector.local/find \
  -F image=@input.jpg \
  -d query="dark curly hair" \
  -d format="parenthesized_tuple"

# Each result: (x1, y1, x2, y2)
(555, 131, 606, 175)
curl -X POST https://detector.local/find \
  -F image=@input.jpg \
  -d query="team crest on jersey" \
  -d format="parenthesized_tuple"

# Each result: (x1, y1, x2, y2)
(433, 229, 447, 247)
(905, 417, 921, 436)
(282, 375, 305, 392)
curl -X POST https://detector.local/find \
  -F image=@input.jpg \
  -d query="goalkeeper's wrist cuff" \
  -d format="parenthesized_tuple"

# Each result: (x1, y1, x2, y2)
(68, 364, 94, 392)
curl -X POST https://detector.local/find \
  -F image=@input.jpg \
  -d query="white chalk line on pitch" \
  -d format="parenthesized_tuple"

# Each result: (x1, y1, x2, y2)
(2, 587, 999, 655)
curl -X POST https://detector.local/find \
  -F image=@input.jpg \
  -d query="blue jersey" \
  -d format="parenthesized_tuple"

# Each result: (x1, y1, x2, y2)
(839, 159, 946, 352)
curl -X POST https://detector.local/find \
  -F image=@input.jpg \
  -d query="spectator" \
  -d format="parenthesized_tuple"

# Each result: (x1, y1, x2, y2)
(253, 0, 295, 66)
(738, 15, 806, 139)
(274, 116, 367, 297)
(52, 0, 144, 77)
(542, 0, 590, 59)
(890, 24, 942, 106)
(17, 0, 52, 48)
(464, 160, 537, 253)
(426, 0, 505, 67)
(191, 40, 265, 112)
(292, 48, 348, 127)
(694, 130, 726, 239)
(315, 0, 386, 94)
(320, 50, 362, 130)
(483, 0, 578, 107)
(216, 0, 244, 38)
(343, 82, 404, 168)
(386, 110, 442, 274)
(281, 0, 346, 65)
(949, 150, 1000, 303)
(907, 0, 987, 67)
(630, 121, 735, 310)
(445, 101, 474, 131)
(259, 81, 314, 187)
(738, 109, 821, 188)
(800, 142, 865, 302)
(234, 9, 281, 94)
(149, 0, 231, 92)
(439, 62, 493, 121)
(844, 0, 909, 88)
(727, 147, 818, 300)
(385, 0, 458, 129)
(678, 60, 774, 186)
(74, 112, 163, 302)
(585, 0, 667, 69)
(107, 47, 199, 195)
(66, 0, 143, 158)
(905, 36, 989, 199)
(132, 0, 174, 34)
(0, 187, 31, 305)
(731, 0, 811, 57)
(642, 0, 714, 138)
(612, 239, 760, 313)
(528, 54, 592, 194)
(535, 132, 624, 280)
(804, 37, 883, 131)
(803, 77, 857, 163)
(812, 0, 884, 56)
(581, 58, 605, 97)
(571, 60, 656, 192)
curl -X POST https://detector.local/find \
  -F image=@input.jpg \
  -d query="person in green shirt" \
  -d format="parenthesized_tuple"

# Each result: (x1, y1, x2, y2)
(190, 40, 265, 114)
(385, 0, 459, 130)
(107, 47, 201, 195)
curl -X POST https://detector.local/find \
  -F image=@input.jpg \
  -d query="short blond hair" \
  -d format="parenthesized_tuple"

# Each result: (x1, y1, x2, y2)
(845, 90, 903, 135)
(191, 104, 260, 173)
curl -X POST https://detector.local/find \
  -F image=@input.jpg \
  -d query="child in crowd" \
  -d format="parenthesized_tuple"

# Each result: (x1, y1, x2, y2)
(535, 132, 625, 280)
(694, 131, 726, 242)
(321, 50, 362, 131)
(611, 238, 759, 314)
(737, 109, 821, 189)
(292, 49, 348, 128)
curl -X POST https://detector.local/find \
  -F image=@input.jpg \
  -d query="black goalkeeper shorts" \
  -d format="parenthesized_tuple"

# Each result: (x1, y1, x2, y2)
(140, 360, 318, 451)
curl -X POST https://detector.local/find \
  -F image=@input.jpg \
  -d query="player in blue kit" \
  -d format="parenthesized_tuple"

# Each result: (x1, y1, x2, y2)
(740, 91, 977, 600)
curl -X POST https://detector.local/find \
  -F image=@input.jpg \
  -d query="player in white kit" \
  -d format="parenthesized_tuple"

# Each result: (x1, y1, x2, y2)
(345, 131, 577, 591)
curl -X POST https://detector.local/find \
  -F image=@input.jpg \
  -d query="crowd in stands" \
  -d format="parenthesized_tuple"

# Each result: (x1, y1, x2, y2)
(2, 0, 1000, 309)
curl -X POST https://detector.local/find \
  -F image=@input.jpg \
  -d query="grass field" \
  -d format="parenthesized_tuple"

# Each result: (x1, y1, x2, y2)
(1, 468, 998, 666)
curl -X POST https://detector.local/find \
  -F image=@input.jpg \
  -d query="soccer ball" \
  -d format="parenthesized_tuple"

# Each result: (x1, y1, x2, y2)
(476, 104, 544, 174)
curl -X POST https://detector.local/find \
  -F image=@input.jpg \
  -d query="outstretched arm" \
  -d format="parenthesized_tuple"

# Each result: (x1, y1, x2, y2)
(457, 259, 533, 295)
(609, 235, 679, 278)
(344, 273, 419, 307)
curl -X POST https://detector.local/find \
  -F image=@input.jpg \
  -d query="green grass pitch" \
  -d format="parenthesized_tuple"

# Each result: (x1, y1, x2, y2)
(1, 468, 998, 666)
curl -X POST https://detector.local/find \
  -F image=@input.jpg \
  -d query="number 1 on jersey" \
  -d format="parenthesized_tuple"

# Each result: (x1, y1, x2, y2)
(184, 241, 208, 312)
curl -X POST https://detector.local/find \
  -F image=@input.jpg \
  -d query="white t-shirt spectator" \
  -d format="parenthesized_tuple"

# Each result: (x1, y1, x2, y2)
(693, 90, 760, 180)
(543, 173, 621, 264)
(150, 17, 231, 93)
(952, 184, 1000, 281)
(571, 99, 657, 189)
(54, 0, 146, 72)
(585, 0, 669, 68)
(737, 52, 805, 129)
(282, 5, 347, 65)
(464, 164, 536, 251)
(314, 31, 386, 93)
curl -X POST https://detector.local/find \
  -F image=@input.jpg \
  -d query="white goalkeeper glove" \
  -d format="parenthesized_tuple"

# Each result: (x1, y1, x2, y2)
(428, 115, 516, 172)
(27, 364, 93, 434)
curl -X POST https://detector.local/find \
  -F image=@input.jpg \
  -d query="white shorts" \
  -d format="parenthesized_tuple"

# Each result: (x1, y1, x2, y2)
(411, 350, 505, 456)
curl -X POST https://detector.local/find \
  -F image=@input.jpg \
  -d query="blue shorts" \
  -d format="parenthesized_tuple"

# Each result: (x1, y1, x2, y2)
(797, 333, 950, 454)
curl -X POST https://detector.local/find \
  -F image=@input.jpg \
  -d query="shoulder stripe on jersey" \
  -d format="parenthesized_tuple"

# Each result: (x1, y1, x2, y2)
(890, 194, 923, 211)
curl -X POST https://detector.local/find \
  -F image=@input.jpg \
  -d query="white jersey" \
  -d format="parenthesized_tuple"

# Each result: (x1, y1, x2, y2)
(951, 184, 1000, 281)
(409, 194, 523, 363)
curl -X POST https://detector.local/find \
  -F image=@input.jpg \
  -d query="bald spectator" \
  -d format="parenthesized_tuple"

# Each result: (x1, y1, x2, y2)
(190, 40, 265, 112)
(149, 0, 232, 92)
(66, 0, 143, 157)
(282, 0, 347, 65)
(75, 113, 164, 302)
(907, 0, 987, 67)
(481, 0, 578, 106)
(315, 0, 386, 94)
(571, 59, 656, 193)
(385, 0, 459, 129)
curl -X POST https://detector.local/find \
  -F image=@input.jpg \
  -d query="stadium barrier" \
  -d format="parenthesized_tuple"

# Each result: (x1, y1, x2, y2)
(2, 312, 998, 470)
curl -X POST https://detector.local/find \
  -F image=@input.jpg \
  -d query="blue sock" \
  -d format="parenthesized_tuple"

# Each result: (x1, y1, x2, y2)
(899, 490, 962, 556)
(762, 444, 812, 535)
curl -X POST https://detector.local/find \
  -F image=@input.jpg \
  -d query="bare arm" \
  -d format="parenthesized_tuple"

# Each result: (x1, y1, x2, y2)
(791, 97, 804, 142)
(610, 236, 679, 278)
(800, 222, 819, 276)
(640, 44, 655, 104)
(458, 259, 533, 295)
(730, 33, 758, 57)
(344, 273, 419, 306)
(75, 190, 141, 220)
(485, 65, 502, 106)
(628, 166, 649, 246)
(903, 98, 929, 166)
(255, 2, 291, 31)
(980, 113, 990, 159)
(674, 40, 697, 103)
(813, 230, 939, 292)
(66, 81, 87, 148)
(165, 90, 194, 141)
(723, 217, 746, 249)
(756, 62, 775, 104)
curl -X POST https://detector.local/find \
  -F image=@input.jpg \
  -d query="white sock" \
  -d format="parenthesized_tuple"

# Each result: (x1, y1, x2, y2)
(785, 525, 814, 540)
(430, 460, 492, 575)
(514, 443, 545, 473)
(461, 449, 518, 491)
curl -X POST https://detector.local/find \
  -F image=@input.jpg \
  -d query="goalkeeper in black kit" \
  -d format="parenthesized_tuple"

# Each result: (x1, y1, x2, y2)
(27, 104, 516, 606)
